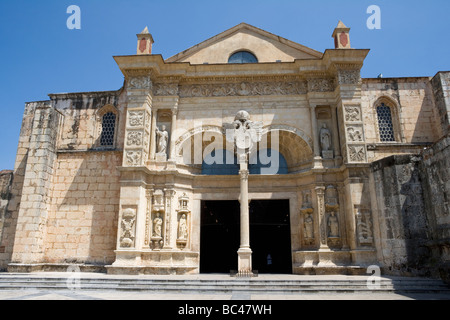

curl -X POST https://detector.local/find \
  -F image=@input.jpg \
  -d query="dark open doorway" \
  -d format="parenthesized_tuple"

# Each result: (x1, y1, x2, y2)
(200, 201, 240, 273)
(200, 199, 292, 274)
(250, 200, 292, 274)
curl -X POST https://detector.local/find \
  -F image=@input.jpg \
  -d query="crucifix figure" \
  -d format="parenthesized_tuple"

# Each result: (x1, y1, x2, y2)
(224, 110, 262, 275)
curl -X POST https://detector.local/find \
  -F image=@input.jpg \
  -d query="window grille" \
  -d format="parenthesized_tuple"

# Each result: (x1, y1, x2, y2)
(376, 103, 395, 142)
(100, 112, 116, 147)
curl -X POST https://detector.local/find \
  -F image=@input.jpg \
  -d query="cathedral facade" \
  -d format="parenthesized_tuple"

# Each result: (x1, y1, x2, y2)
(0, 22, 448, 278)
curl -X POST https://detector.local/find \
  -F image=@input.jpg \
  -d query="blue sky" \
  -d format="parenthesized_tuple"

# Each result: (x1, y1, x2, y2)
(0, 0, 449, 170)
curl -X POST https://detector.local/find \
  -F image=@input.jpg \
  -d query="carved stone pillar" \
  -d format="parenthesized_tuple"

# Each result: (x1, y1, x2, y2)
(123, 75, 152, 167)
(169, 106, 178, 161)
(310, 106, 321, 159)
(238, 164, 252, 273)
(315, 186, 330, 251)
(331, 105, 341, 158)
(149, 109, 157, 161)
(163, 189, 176, 250)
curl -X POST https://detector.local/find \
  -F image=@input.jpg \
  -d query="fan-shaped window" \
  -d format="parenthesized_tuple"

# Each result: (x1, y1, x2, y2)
(228, 51, 258, 64)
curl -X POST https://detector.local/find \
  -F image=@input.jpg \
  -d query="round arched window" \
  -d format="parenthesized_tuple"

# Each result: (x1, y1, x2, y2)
(228, 51, 258, 64)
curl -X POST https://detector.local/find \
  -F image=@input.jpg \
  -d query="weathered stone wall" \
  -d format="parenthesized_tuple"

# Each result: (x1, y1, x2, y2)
(362, 78, 438, 163)
(371, 133, 450, 280)
(0, 171, 13, 263)
(45, 152, 121, 266)
(430, 72, 450, 139)
(420, 133, 450, 281)
(50, 90, 125, 151)
(0, 101, 39, 270)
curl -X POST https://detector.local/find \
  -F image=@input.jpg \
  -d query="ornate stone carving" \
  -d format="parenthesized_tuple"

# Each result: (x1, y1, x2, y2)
(348, 145, 367, 162)
(125, 151, 142, 166)
(224, 110, 263, 154)
(325, 185, 339, 210)
(301, 190, 313, 210)
(304, 214, 315, 245)
(316, 187, 327, 247)
(178, 214, 188, 241)
(156, 125, 169, 155)
(128, 76, 152, 90)
(327, 211, 339, 238)
(347, 126, 364, 142)
(176, 193, 190, 249)
(319, 124, 333, 159)
(344, 106, 362, 122)
(152, 213, 163, 238)
(120, 208, 136, 248)
(153, 83, 179, 96)
(126, 131, 143, 147)
(356, 209, 373, 245)
(128, 111, 145, 127)
(307, 78, 335, 92)
(179, 81, 307, 98)
(337, 70, 361, 85)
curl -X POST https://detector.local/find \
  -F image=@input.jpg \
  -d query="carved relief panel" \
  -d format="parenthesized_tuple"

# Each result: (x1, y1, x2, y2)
(119, 207, 137, 248)
(355, 208, 374, 247)
(300, 190, 315, 246)
(342, 104, 367, 163)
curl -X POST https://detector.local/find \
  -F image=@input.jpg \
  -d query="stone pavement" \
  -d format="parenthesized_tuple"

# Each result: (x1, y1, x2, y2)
(1, 289, 450, 300)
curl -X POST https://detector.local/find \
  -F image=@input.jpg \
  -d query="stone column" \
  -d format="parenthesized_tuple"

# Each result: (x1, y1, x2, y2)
(169, 107, 178, 161)
(163, 189, 176, 250)
(149, 109, 157, 160)
(238, 155, 252, 273)
(331, 105, 341, 158)
(310, 106, 321, 158)
(315, 186, 330, 251)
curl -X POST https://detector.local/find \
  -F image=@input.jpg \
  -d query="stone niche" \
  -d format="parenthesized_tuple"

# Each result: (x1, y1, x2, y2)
(150, 189, 165, 250)
(176, 193, 191, 250)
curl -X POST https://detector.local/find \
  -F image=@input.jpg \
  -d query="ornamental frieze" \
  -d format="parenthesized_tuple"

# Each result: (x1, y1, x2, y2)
(172, 81, 308, 97)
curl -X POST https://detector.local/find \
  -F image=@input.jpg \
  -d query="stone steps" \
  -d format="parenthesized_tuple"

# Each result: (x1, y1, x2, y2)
(0, 274, 448, 295)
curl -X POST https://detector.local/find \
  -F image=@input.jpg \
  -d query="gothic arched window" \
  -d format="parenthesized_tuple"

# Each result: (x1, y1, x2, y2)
(95, 105, 118, 149)
(376, 103, 396, 142)
(100, 112, 117, 147)
(228, 51, 258, 64)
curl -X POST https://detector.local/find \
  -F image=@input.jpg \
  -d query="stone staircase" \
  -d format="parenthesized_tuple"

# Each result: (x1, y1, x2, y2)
(0, 273, 449, 296)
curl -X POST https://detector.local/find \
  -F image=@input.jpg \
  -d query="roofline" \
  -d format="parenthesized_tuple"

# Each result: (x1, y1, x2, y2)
(165, 22, 323, 63)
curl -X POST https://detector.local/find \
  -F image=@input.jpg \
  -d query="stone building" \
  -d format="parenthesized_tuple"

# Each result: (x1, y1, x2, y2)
(0, 22, 448, 279)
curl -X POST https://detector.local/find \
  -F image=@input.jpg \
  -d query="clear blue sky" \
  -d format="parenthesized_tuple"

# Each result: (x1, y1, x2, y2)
(0, 0, 449, 170)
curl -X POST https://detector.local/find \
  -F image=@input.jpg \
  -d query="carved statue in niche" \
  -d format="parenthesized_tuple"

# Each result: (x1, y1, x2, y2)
(327, 211, 339, 238)
(178, 214, 188, 241)
(120, 208, 136, 248)
(320, 124, 332, 151)
(156, 125, 169, 155)
(302, 190, 312, 209)
(304, 214, 314, 240)
(319, 124, 334, 159)
(153, 213, 163, 238)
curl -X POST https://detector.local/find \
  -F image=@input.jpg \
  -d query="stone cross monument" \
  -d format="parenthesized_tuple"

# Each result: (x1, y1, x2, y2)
(224, 111, 262, 274)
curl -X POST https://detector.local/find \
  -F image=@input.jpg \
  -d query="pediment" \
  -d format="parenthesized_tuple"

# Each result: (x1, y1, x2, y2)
(166, 23, 323, 64)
